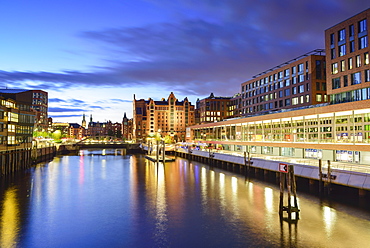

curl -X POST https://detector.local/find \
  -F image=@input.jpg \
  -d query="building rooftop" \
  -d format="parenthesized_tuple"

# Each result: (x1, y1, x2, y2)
(250, 49, 325, 80)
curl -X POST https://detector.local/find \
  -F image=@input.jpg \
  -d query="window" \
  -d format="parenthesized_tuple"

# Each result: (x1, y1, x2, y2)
(285, 79, 290, 86)
(359, 36, 368, 50)
(343, 75, 348, 87)
(348, 57, 353, 70)
(349, 24, 354, 37)
(332, 77, 341, 89)
(316, 94, 322, 102)
(339, 44, 346, 56)
(351, 72, 361, 85)
(292, 77, 297, 84)
(279, 90, 283, 98)
(365, 52, 369, 65)
(292, 97, 299, 105)
(285, 89, 290, 96)
(359, 19, 367, 33)
(365, 70, 370, 82)
(330, 33, 335, 45)
(298, 85, 305, 93)
(292, 86, 297, 94)
(338, 29, 345, 41)
(298, 63, 304, 73)
(350, 41, 355, 53)
(292, 66, 296, 75)
(322, 82, 327, 91)
(278, 71, 283, 79)
(331, 48, 336, 59)
(285, 99, 290, 106)
(332, 63, 338, 74)
(306, 95, 310, 103)
(284, 69, 290, 77)
(299, 74, 305, 82)
(356, 55, 361, 68)
(316, 82, 320, 90)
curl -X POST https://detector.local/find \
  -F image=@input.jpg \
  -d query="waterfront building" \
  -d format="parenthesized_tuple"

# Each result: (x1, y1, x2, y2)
(229, 93, 242, 118)
(240, 50, 328, 116)
(326, 8, 370, 104)
(122, 112, 133, 140)
(68, 123, 86, 140)
(133, 92, 195, 142)
(0, 96, 35, 150)
(0, 89, 48, 131)
(186, 8, 370, 165)
(195, 93, 232, 124)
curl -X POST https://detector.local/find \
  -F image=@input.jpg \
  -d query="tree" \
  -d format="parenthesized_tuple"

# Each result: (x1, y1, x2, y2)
(52, 130, 62, 141)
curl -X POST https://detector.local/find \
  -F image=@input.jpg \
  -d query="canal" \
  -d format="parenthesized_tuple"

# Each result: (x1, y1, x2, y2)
(1, 149, 370, 247)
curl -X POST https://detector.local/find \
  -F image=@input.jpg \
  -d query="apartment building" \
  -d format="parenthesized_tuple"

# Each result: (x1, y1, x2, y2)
(0, 96, 35, 150)
(240, 50, 328, 116)
(0, 89, 48, 131)
(326, 8, 370, 104)
(133, 92, 195, 142)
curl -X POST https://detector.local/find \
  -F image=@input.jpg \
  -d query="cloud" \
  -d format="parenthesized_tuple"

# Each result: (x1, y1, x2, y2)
(49, 114, 83, 118)
(49, 107, 85, 112)
(0, 0, 369, 98)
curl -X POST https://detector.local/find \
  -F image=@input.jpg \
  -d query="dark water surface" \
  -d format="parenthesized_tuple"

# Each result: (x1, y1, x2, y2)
(0, 149, 370, 248)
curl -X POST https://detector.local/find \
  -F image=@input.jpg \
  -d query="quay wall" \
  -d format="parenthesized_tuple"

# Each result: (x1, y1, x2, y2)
(173, 149, 370, 197)
(0, 146, 57, 176)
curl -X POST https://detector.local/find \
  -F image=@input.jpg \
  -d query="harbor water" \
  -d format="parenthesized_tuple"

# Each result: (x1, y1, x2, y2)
(0, 149, 370, 247)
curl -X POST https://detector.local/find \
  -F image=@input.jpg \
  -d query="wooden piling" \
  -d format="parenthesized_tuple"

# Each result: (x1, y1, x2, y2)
(279, 164, 300, 222)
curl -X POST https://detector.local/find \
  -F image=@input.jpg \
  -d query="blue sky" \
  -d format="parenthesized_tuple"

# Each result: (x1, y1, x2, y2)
(0, 0, 369, 123)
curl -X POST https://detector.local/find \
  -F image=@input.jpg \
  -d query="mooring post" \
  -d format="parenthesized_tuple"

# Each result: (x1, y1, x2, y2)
(279, 172, 285, 217)
(162, 140, 165, 164)
(156, 140, 159, 163)
(279, 164, 300, 221)
(319, 159, 323, 195)
(327, 160, 332, 195)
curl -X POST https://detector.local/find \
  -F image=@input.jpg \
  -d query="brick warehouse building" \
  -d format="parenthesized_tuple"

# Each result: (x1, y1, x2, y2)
(133, 92, 195, 142)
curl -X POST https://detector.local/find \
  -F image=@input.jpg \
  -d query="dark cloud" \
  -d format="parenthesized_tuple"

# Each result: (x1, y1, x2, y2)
(0, 1, 369, 97)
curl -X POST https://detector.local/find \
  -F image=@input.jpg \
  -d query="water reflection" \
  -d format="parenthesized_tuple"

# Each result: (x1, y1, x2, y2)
(0, 187, 20, 248)
(0, 151, 369, 247)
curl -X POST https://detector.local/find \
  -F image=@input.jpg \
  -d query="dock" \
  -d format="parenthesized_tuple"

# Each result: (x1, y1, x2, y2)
(145, 155, 175, 162)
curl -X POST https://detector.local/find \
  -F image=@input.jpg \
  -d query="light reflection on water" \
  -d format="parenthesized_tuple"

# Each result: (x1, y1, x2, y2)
(0, 149, 369, 247)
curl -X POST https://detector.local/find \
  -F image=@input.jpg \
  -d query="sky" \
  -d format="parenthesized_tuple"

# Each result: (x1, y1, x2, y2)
(0, 0, 369, 124)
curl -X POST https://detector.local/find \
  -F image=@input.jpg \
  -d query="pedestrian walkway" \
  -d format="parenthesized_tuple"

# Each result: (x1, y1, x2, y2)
(198, 149, 370, 174)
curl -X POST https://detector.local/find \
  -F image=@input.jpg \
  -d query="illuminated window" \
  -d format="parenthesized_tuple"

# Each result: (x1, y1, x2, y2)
(348, 57, 353, 69)
(340, 60, 345, 72)
(332, 63, 338, 74)
(356, 55, 361, 67)
(339, 44, 346, 56)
